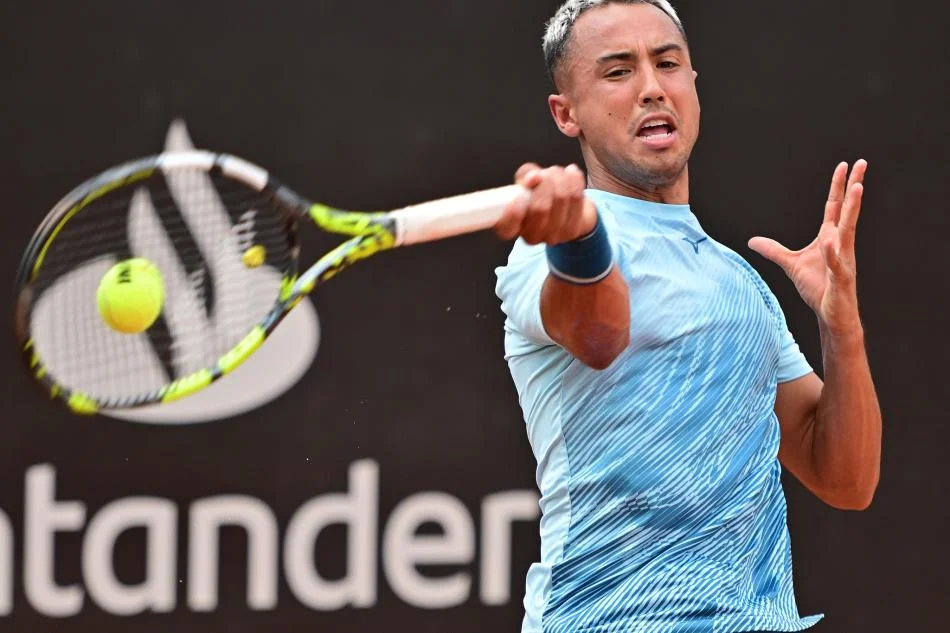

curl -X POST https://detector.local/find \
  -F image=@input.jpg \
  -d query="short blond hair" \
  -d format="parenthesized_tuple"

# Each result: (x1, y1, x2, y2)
(543, 0, 687, 85)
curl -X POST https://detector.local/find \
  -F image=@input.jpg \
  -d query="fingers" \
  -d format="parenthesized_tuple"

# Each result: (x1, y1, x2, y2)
(493, 188, 531, 241)
(823, 162, 848, 224)
(495, 163, 548, 239)
(520, 169, 561, 244)
(833, 158, 867, 254)
(514, 162, 542, 185)
(824, 159, 868, 226)
(846, 159, 868, 193)
(821, 231, 848, 280)
(838, 180, 864, 253)
(560, 164, 590, 240)
(748, 236, 796, 275)
(495, 162, 593, 245)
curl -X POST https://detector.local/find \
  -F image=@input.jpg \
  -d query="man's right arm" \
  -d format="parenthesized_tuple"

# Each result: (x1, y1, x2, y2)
(540, 268, 629, 370)
(495, 163, 630, 370)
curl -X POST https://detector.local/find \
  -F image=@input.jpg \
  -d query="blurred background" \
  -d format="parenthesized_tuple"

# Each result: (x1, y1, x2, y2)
(0, 1, 947, 631)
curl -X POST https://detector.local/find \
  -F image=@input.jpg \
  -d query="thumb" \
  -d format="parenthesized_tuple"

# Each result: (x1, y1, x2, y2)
(748, 237, 796, 274)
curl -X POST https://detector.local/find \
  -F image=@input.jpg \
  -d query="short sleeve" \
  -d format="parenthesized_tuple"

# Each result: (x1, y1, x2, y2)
(776, 300, 814, 384)
(494, 240, 557, 357)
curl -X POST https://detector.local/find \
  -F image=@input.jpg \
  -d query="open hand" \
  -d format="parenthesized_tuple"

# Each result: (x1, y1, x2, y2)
(748, 160, 868, 336)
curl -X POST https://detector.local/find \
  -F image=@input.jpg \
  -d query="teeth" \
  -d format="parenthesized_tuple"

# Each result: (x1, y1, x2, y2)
(643, 120, 670, 128)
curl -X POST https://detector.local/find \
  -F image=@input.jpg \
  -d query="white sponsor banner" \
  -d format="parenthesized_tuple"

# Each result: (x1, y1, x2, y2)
(0, 462, 540, 617)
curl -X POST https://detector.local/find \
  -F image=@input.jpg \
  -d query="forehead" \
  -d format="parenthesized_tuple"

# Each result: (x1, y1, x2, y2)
(568, 3, 687, 61)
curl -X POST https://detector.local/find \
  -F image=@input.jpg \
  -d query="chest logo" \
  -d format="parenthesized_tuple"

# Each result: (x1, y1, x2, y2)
(682, 236, 708, 254)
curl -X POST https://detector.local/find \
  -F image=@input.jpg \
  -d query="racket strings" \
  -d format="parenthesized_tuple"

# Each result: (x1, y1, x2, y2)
(29, 169, 297, 404)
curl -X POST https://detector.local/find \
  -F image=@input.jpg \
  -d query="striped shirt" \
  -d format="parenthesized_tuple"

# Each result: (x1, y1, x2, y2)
(495, 190, 823, 633)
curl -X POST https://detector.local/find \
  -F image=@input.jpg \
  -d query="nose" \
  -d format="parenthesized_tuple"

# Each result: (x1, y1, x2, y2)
(638, 68, 666, 106)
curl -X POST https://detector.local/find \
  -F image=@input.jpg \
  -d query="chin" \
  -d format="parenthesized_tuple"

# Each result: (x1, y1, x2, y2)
(623, 155, 688, 187)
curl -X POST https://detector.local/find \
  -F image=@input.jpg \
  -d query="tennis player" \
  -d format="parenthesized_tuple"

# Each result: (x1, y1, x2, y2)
(493, 1, 882, 631)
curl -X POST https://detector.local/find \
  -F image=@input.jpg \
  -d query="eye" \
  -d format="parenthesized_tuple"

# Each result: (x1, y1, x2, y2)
(606, 68, 631, 79)
(658, 60, 680, 70)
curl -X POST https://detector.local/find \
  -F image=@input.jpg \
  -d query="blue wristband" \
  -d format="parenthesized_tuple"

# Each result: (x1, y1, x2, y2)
(545, 212, 614, 285)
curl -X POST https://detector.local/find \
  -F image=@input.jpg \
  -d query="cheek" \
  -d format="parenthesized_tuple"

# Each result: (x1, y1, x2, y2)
(597, 88, 635, 119)
(583, 103, 629, 135)
(673, 88, 701, 129)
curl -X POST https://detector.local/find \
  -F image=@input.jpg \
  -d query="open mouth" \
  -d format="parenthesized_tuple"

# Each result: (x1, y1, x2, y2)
(637, 120, 676, 140)
(635, 116, 678, 146)
(637, 113, 677, 150)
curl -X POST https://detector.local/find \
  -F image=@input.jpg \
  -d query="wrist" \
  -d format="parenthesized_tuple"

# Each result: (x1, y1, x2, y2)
(546, 212, 615, 285)
(819, 319, 866, 352)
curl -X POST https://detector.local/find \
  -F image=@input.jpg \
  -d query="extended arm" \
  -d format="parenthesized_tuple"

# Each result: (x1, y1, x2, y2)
(496, 163, 630, 369)
(541, 269, 629, 370)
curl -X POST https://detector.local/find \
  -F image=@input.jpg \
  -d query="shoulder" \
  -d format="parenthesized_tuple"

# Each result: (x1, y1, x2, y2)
(710, 239, 788, 322)
(494, 239, 547, 301)
(708, 237, 768, 280)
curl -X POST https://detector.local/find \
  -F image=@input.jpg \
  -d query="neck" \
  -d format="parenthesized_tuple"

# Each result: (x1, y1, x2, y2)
(584, 158, 691, 205)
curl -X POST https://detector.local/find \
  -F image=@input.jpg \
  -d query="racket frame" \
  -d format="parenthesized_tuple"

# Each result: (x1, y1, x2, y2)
(15, 151, 516, 415)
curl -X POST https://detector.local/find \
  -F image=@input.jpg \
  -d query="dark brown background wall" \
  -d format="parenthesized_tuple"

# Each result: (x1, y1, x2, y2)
(0, 1, 946, 631)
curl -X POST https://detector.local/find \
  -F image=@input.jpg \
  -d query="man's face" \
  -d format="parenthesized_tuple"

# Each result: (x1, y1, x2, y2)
(553, 3, 700, 188)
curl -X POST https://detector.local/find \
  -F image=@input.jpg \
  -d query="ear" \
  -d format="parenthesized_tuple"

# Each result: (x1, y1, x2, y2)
(548, 93, 581, 138)
(693, 70, 701, 111)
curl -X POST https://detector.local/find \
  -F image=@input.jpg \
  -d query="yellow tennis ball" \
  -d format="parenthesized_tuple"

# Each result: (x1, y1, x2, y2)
(243, 245, 267, 268)
(96, 258, 165, 334)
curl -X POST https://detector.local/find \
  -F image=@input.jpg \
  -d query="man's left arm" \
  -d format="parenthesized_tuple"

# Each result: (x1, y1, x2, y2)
(749, 159, 882, 511)
(773, 327, 881, 510)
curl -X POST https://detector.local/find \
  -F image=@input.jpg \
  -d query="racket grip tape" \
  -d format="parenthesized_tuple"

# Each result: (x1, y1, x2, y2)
(390, 184, 525, 246)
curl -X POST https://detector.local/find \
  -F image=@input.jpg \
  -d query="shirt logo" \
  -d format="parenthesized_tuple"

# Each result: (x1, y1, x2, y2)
(682, 236, 708, 254)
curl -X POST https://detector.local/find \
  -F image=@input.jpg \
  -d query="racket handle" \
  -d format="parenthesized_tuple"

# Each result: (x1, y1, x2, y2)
(390, 184, 526, 246)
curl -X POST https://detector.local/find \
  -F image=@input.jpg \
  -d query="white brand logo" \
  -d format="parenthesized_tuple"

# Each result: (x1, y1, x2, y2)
(231, 210, 258, 252)
(0, 462, 540, 616)
(106, 119, 320, 426)
(186, 268, 207, 308)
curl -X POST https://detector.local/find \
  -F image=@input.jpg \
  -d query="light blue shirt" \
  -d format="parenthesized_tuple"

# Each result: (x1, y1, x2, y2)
(495, 190, 822, 633)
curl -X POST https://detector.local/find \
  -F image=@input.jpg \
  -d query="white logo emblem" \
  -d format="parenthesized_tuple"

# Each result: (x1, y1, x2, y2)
(105, 119, 320, 425)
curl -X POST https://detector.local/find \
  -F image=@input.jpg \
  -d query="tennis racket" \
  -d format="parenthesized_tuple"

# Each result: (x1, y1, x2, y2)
(14, 151, 522, 414)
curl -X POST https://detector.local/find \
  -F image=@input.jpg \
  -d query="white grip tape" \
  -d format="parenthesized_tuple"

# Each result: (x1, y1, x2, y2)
(390, 184, 525, 246)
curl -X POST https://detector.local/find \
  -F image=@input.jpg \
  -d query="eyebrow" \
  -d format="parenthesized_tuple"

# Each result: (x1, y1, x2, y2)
(595, 43, 685, 65)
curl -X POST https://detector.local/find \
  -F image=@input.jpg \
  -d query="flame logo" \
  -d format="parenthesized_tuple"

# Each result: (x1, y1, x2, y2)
(105, 120, 321, 424)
